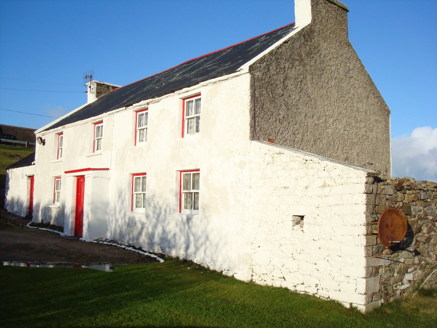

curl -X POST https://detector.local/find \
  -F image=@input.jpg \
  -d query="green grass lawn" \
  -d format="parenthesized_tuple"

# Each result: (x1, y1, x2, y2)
(0, 258, 435, 328)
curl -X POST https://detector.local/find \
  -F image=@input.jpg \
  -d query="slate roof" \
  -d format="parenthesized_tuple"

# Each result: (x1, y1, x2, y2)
(6, 152, 35, 170)
(43, 23, 295, 132)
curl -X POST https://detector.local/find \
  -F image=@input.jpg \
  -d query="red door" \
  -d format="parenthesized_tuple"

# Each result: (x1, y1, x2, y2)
(74, 176, 85, 236)
(28, 176, 34, 217)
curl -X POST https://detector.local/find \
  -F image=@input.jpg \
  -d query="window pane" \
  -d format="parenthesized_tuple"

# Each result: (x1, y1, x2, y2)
(192, 173, 199, 190)
(135, 194, 143, 208)
(195, 116, 200, 133)
(58, 148, 62, 159)
(142, 193, 146, 208)
(195, 98, 201, 114)
(55, 179, 61, 190)
(138, 129, 145, 143)
(187, 118, 195, 134)
(96, 125, 103, 138)
(183, 174, 191, 191)
(186, 100, 193, 116)
(59, 136, 63, 147)
(184, 192, 192, 210)
(96, 139, 102, 151)
(144, 112, 148, 126)
(193, 192, 199, 210)
(55, 191, 60, 203)
(141, 176, 146, 192)
(138, 113, 144, 128)
(134, 177, 141, 192)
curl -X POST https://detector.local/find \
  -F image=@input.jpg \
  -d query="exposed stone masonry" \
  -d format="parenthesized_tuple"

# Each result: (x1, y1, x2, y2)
(365, 177, 437, 303)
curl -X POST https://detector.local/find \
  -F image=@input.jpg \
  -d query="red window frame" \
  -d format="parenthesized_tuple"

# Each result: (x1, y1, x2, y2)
(179, 170, 200, 213)
(56, 133, 63, 159)
(131, 173, 147, 212)
(134, 109, 148, 146)
(93, 121, 103, 153)
(181, 94, 201, 138)
(53, 177, 61, 203)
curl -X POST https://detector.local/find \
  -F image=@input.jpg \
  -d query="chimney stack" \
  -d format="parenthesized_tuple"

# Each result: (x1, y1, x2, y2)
(294, 0, 349, 28)
(86, 80, 120, 104)
(295, 0, 312, 27)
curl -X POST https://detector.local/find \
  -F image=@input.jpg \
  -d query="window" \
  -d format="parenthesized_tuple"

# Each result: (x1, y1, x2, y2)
(53, 177, 61, 204)
(93, 122, 103, 152)
(182, 95, 201, 137)
(57, 133, 63, 159)
(135, 109, 148, 145)
(179, 170, 200, 214)
(131, 173, 146, 212)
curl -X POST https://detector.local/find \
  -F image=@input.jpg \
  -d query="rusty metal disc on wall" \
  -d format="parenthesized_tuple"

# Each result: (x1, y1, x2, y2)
(377, 208, 408, 247)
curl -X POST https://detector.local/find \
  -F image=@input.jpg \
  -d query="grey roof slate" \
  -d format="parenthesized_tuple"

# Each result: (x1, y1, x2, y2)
(43, 23, 295, 132)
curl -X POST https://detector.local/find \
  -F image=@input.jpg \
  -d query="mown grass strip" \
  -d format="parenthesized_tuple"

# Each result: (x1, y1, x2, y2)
(0, 258, 435, 328)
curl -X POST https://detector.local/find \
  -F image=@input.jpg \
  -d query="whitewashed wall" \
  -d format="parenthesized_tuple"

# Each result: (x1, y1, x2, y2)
(27, 69, 378, 312)
(248, 141, 377, 312)
(106, 72, 254, 276)
(4, 165, 35, 217)
(32, 72, 255, 275)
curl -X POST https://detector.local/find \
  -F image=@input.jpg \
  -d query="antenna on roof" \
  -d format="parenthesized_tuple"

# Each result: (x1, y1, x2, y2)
(83, 70, 94, 95)
(83, 69, 94, 85)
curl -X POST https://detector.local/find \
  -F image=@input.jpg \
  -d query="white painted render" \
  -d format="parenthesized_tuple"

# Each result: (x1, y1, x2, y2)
(295, 0, 312, 28)
(4, 165, 35, 217)
(21, 69, 378, 312)
(249, 141, 379, 312)
(30, 72, 255, 276)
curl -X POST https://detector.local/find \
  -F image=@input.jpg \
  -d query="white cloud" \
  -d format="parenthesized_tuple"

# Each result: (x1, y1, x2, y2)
(43, 105, 69, 118)
(392, 127, 437, 182)
(49, 106, 69, 118)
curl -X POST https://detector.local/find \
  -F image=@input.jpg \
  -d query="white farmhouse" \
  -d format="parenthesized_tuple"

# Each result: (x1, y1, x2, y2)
(5, 0, 391, 312)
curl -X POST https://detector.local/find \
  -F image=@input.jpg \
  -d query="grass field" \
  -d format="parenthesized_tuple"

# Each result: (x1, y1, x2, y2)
(0, 144, 34, 176)
(0, 258, 435, 328)
(0, 144, 35, 206)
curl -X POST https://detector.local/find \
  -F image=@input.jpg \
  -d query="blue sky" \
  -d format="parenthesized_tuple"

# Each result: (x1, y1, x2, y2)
(0, 0, 436, 180)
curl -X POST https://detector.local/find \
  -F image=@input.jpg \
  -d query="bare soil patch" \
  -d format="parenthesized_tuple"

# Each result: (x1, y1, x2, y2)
(0, 209, 160, 265)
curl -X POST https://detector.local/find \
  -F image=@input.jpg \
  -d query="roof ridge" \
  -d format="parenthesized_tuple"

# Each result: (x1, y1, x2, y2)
(116, 22, 295, 92)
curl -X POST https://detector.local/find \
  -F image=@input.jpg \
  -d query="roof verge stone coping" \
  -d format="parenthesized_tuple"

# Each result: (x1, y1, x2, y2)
(326, 0, 349, 12)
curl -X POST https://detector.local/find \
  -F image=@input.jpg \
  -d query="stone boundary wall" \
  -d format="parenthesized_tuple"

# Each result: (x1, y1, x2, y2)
(365, 177, 437, 303)
(249, 142, 376, 312)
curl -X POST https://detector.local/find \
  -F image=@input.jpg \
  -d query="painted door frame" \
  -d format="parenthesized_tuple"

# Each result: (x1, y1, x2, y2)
(28, 176, 34, 218)
(74, 176, 85, 237)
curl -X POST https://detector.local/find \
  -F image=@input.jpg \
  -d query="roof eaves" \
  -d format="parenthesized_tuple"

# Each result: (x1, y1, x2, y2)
(35, 102, 90, 135)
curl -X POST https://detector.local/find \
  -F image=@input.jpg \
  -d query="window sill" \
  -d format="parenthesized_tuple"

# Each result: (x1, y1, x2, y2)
(48, 204, 61, 209)
(179, 213, 199, 218)
(182, 133, 200, 140)
(131, 211, 146, 217)
(51, 159, 63, 163)
(134, 142, 147, 147)
(87, 152, 102, 157)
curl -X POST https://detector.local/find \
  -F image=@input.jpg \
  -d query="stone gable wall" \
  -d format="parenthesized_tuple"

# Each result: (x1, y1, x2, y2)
(249, 0, 391, 177)
(365, 177, 437, 303)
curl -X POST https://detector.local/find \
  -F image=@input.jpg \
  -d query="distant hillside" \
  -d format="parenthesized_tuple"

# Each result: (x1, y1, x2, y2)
(0, 144, 35, 207)
(0, 124, 36, 143)
(0, 144, 35, 176)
